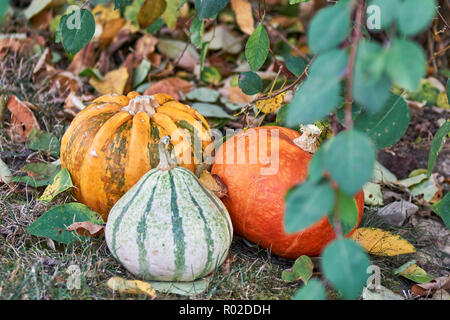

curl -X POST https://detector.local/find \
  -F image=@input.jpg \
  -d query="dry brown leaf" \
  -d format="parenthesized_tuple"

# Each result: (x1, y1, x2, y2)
(0, 34, 43, 59)
(225, 86, 253, 104)
(6, 95, 40, 142)
(31, 9, 53, 30)
(412, 276, 450, 297)
(144, 77, 191, 100)
(198, 171, 228, 198)
(231, 0, 255, 35)
(135, 34, 158, 60)
(89, 67, 129, 95)
(67, 42, 96, 76)
(66, 222, 104, 237)
(107, 276, 156, 298)
(123, 53, 141, 94)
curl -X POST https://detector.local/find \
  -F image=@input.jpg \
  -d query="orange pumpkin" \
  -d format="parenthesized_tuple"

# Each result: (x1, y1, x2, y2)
(61, 92, 212, 220)
(211, 126, 364, 258)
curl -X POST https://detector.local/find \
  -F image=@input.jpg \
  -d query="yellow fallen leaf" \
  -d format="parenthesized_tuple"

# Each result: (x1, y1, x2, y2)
(92, 3, 121, 26)
(137, 0, 167, 29)
(231, 0, 255, 35)
(255, 92, 286, 114)
(38, 168, 73, 203)
(89, 67, 129, 95)
(350, 227, 416, 256)
(107, 277, 156, 298)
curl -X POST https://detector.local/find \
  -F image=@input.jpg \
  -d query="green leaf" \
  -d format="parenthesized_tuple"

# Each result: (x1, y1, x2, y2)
(368, 0, 400, 30)
(354, 94, 410, 149)
(27, 203, 104, 244)
(245, 24, 270, 71)
(195, 0, 229, 19)
(189, 17, 204, 48)
(146, 17, 165, 33)
(238, 72, 263, 95)
(353, 41, 391, 113)
(79, 67, 104, 81)
(114, 0, 128, 10)
(427, 121, 450, 176)
(282, 255, 314, 284)
(137, 0, 167, 29)
(200, 66, 221, 85)
(324, 129, 375, 195)
(11, 163, 60, 188)
(286, 50, 348, 126)
(285, 180, 335, 233)
(394, 260, 433, 284)
(132, 59, 151, 89)
(0, 0, 9, 22)
(430, 192, 450, 229)
(26, 128, 60, 157)
(386, 39, 426, 92)
(38, 168, 73, 203)
(307, 3, 350, 54)
(186, 88, 220, 103)
(192, 103, 232, 119)
(285, 56, 306, 77)
(398, 0, 437, 36)
(61, 9, 95, 55)
(293, 279, 326, 300)
(321, 239, 371, 300)
(161, 0, 182, 29)
(334, 190, 359, 235)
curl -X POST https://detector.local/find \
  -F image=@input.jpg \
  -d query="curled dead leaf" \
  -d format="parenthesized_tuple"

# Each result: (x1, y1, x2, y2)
(66, 221, 104, 237)
(198, 171, 228, 198)
(412, 276, 450, 297)
(107, 276, 156, 298)
(6, 95, 40, 142)
(231, 0, 255, 35)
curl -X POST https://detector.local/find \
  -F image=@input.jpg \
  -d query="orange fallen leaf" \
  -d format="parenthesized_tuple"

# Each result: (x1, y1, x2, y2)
(99, 18, 126, 49)
(31, 9, 53, 30)
(7, 95, 40, 142)
(231, 0, 255, 35)
(144, 77, 192, 100)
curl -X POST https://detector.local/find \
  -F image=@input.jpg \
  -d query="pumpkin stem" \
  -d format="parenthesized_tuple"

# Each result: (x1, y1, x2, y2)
(157, 136, 178, 171)
(123, 95, 159, 116)
(293, 124, 322, 153)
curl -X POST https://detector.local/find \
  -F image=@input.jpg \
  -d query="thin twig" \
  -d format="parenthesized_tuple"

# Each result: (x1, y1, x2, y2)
(344, 0, 365, 129)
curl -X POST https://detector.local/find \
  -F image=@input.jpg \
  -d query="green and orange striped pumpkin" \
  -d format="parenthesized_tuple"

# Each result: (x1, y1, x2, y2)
(105, 137, 233, 281)
(60, 92, 212, 220)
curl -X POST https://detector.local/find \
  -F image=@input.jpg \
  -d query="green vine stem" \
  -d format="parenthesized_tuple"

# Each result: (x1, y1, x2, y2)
(157, 136, 178, 171)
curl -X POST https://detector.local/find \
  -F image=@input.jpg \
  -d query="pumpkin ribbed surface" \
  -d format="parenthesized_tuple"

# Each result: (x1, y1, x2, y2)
(60, 92, 212, 220)
(211, 126, 364, 258)
(105, 166, 233, 281)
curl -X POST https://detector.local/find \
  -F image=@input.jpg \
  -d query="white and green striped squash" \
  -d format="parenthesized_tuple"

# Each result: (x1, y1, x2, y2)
(105, 138, 233, 282)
